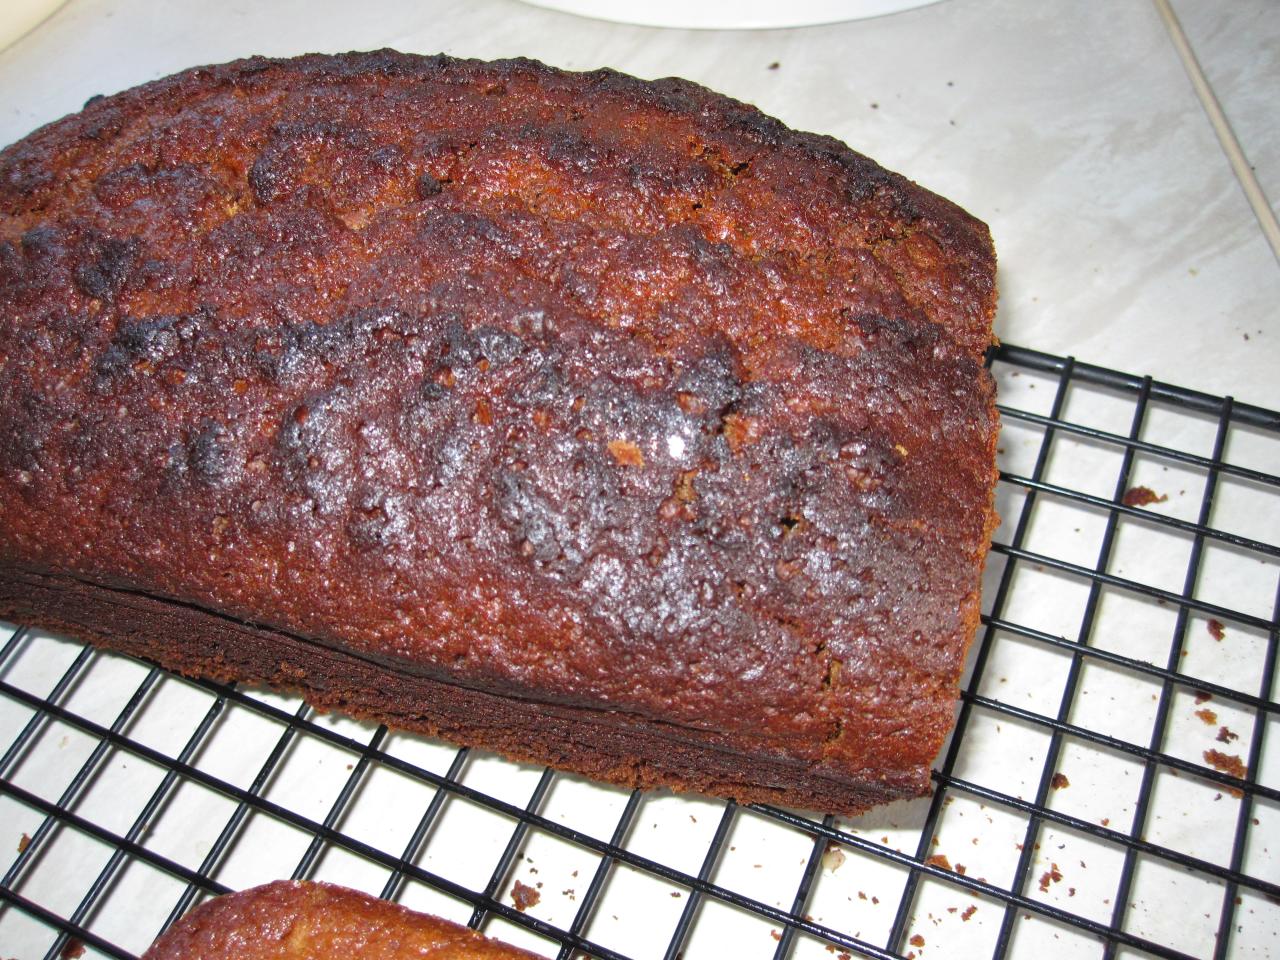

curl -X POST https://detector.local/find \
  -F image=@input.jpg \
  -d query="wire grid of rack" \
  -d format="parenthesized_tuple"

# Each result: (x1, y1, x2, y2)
(0, 342, 1277, 960)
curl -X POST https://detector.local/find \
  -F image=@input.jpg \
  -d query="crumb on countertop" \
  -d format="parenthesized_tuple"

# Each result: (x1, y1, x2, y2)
(511, 880, 540, 912)
(823, 841, 846, 872)
(1050, 772, 1070, 790)
(1207, 618, 1226, 641)
(1122, 486, 1168, 508)
(1203, 749, 1246, 779)
(1038, 863, 1064, 893)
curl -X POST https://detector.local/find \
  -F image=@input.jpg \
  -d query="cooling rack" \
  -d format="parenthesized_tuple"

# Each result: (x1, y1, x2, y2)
(1, 342, 1276, 960)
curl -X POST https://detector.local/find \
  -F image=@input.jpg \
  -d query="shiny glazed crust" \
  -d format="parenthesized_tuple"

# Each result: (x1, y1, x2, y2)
(0, 51, 998, 814)
(141, 880, 543, 959)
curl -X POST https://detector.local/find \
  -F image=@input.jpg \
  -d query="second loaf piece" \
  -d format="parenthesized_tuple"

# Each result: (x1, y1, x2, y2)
(0, 51, 998, 815)
(141, 880, 543, 959)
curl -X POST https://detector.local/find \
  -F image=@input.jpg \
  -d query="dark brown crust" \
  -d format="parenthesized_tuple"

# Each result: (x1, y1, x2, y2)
(0, 51, 998, 815)
(142, 880, 543, 959)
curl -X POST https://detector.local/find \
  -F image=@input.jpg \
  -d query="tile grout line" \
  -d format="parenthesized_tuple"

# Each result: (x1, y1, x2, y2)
(0, 0, 72, 58)
(1152, 0, 1280, 265)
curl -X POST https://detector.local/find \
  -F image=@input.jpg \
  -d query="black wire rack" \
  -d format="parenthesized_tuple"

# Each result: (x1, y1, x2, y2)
(1, 342, 1277, 960)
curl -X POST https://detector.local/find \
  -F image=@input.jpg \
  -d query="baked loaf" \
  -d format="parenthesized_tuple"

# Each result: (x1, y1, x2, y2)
(142, 880, 542, 959)
(0, 51, 998, 814)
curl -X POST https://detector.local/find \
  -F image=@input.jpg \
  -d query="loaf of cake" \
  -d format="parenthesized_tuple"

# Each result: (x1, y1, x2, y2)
(142, 880, 542, 959)
(0, 51, 998, 814)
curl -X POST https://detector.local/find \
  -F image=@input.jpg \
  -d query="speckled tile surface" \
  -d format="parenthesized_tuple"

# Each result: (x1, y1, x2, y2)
(1170, 0, 1280, 221)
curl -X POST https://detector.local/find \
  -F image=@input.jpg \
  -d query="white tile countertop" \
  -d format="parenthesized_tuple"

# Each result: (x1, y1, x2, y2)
(0, 0, 1276, 407)
(0, 3, 1276, 960)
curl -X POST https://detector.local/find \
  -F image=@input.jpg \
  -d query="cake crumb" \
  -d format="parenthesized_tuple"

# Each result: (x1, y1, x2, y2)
(1194, 691, 1212, 704)
(1122, 486, 1167, 507)
(1217, 726, 1239, 743)
(60, 941, 85, 960)
(823, 842, 846, 872)
(1203, 749, 1246, 779)
(925, 854, 952, 871)
(511, 880, 540, 912)
(1207, 619, 1226, 641)
(770, 930, 782, 942)
(1050, 772, 1070, 790)
(961, 905, 977, 921)
(910, 934, 925, 948)
(17, 833, 31, 854)
(1038, 863, 1063, 893)
(1195, 708, 1218, 725)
